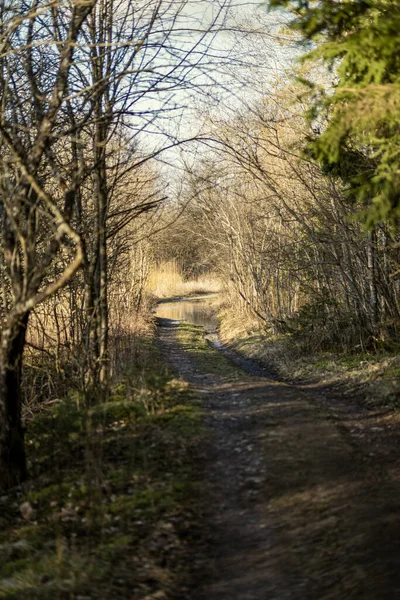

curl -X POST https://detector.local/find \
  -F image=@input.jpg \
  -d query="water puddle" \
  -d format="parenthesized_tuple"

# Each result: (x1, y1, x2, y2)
(156, 294, 219, 332)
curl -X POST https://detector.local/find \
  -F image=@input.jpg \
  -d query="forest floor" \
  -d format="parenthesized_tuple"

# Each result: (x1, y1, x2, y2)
(0, 337, 206, 599)
(158, 318, 400, 600)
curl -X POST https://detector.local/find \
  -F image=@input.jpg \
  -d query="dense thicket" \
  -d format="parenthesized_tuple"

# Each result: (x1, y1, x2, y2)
(173, 85, 400, 351)
(0, 0, 232, 489)
(152, 0, 400, 356)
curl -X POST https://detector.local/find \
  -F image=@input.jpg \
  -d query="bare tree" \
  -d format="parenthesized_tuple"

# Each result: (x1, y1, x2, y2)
(181, 91, 400, 350)
(0, 0, 236, 488)
(64, 0, 235, 393)
(0, 0, 98, 487)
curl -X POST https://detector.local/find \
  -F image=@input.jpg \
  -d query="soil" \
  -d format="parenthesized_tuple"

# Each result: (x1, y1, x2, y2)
(158, 318, 400, 600)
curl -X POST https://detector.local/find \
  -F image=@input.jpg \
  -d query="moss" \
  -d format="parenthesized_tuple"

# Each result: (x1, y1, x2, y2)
(11, 525, 52, 547)
(153, 406, 203, 438)
(27, 482, 73, 506)
(0, 556, 38, 579)
(0, 567, 41, 598)
(113, 383, 127, 395)
(91, 398, 148, 425)
(337, 353, 373, 369)
(382, 367, 400, 379)
(0, 549, 94, 598)
(176, 323, 241, 378)
(96, 534, 133, 561)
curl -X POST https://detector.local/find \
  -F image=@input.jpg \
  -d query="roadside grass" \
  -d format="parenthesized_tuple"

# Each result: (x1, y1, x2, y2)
(175, 323, 241, 380)
(219, 314, 400, 408)
(0, 338, 205, 599)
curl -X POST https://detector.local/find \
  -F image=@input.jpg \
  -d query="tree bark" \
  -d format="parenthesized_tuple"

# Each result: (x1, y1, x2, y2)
(0, 312, 29, 489)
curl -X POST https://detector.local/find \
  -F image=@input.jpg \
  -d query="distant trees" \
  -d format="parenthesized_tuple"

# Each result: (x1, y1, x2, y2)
(181, 91, 400, 350)
(164, 0, 400, 352)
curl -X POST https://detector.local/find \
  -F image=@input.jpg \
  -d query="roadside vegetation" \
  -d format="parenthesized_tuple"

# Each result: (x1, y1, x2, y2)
(218, 307, 400, 409)
(146, 0, 400, 408)
(1, 334, 205, 599)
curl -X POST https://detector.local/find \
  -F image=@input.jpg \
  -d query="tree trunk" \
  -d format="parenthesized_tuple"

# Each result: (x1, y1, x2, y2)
(96, 146, 109, 392)
(0, 312, 29, 489)
(90, 1, 110, 397)
(83, 269, 100, 390)
(367, 228, 379, 329)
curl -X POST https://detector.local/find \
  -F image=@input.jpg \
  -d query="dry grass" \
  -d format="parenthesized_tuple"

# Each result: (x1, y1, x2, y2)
(22, 285, 157, 415)
(146, 260, 222, 299)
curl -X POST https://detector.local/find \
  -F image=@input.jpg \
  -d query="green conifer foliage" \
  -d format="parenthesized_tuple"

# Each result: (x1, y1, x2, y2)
(269, 0, 400, 225)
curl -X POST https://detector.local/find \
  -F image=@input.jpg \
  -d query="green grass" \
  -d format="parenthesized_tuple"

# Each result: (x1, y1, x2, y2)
(0, 338, 205, 599)
(176, 322, 242, 378)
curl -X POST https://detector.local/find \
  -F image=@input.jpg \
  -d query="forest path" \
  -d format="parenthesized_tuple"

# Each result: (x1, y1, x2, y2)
(158, 318, 400, 600)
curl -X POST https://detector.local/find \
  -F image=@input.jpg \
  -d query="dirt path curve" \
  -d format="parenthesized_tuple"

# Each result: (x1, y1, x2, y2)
(158, 319, 400, 600)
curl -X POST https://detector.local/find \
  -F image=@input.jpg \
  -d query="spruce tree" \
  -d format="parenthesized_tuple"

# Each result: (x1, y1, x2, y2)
(270, 0, 400, 225)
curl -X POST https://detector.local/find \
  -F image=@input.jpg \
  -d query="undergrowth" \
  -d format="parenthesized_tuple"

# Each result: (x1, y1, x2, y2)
(0, 338, 205, 599)
(218, 306, 400, 409)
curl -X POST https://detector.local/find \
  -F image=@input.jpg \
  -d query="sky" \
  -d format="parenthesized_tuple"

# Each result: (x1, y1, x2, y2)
(127, 0, 297, 185)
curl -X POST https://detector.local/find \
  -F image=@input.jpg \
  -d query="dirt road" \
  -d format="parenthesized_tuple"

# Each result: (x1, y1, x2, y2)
(158, 319, 400, 600)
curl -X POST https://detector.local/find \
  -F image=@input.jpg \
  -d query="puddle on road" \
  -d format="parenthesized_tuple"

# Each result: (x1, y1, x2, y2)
(156, 294, 219, 332)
